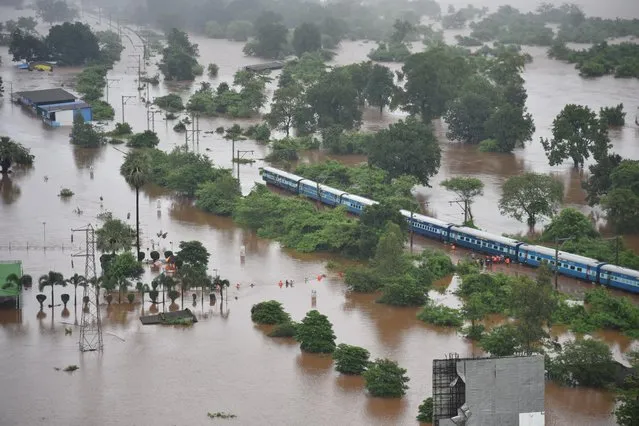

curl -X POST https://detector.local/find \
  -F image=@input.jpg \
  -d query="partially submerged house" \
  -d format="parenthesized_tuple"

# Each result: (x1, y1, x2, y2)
(13, 88, 92, 127)
(432, 354, 545, 426)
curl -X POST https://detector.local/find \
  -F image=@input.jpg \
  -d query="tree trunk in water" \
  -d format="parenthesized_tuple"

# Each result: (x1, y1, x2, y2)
(74, 285, 77, 308)
(135, 186, 140, 259)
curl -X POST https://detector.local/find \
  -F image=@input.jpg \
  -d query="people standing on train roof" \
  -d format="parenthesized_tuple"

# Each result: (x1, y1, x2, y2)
(278, 280, 283, 288)
(285, 280, 289, 288)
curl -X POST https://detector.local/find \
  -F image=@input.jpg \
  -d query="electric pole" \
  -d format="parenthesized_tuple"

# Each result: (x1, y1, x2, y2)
(105, 78, 119, 103)
(72, 224, 103, 352)
(147, 109, 162, 132)
(236, 150, 254, 186)
(121, 95, 135, 123)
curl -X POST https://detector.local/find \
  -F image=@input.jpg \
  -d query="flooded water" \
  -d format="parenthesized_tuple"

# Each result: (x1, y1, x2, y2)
(0, 4, 638, 425)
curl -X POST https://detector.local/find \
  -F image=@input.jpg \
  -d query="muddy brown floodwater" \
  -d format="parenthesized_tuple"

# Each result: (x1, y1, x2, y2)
(0, 3, 638, 425)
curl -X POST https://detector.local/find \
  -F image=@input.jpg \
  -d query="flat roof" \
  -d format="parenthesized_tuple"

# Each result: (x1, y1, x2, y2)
(15, 88, 76, 104)
(38, 101, 91, 112)
(245, 61, 285, 72)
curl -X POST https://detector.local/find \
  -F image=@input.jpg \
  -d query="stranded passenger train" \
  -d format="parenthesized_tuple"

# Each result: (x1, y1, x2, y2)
(261, 166, 639, 294)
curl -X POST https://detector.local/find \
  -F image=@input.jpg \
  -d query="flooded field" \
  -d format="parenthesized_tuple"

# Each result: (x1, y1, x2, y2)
(0, 3, 638, 425)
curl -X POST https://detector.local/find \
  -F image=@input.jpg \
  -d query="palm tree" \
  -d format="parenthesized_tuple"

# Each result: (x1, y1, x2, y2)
(65, 273, 86, 308)
(120, 150, 151, 259)
(2, 273, 21, 307)
(38, 271, 64, 311)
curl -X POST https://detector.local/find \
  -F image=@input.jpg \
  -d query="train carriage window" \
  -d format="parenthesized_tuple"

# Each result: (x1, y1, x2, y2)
(570, 266, 575, 270)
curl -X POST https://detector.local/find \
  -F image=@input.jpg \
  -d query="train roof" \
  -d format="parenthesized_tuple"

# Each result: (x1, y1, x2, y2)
(401, 210, 452, 228)
(452, 225, 519, 246)
(521, 244, 601, 265)
(263, 166, 305, 182)
(344, 193, 377, 206)
(600, 263, 639, 278)
(316, 183, 347, 197)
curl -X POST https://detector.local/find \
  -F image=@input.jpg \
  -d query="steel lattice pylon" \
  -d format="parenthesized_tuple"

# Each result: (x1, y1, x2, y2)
(72, 225, 103, 352)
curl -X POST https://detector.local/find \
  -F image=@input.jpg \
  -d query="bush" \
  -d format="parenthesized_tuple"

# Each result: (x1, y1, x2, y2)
(268, 321, 298, 337)
(244, 123, 271, 142)
(363, 358, 410, 397)
(109, 122, 132, 136)
(420, 249, 455, 280)
(250, 300, 291, 324)
(295, 310, 336, 353)
(417, 302, 463, 327)
(462, 324, 486, 340)
(547, 338, 616, 387)
(478, 138, 500, 152)
(599, 104, 626, 127)
(127, 293, 135, 304)
(207, 63, 219, 77)
(417, 397, 433, 423)
(59, 188, 74, 197)
(378, 275, 428, 307)
(479, 324, 520, 356)
(195, 174, 241, 216)
(333, 343, 370, 375)
(127, 130, 160, 148)
(90, 100, 115, 121)
(154, 94, 184, 112)
(173, 122, 187, 133)
(345, 266, 383, 293)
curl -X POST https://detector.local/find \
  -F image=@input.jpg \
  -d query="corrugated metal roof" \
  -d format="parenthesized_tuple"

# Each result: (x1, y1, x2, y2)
(38, 101, 90, 112)
(15, 88, 76, 104)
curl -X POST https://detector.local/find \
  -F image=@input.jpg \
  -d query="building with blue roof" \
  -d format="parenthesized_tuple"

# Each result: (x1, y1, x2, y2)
(13, 88, 92, 127)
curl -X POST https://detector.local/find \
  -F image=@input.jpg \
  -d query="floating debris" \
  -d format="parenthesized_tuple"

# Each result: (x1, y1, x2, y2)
(62, 365, 79, 372)
(207, 412, 237, 419)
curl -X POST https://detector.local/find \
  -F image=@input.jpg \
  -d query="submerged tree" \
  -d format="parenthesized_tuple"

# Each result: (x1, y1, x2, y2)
(363, 358, 410, 397)
(0, 136, 34, 174)
(540, 104, 610, 169)
(441, 177, 484, 224)
(498, 172, 563, 230)
(38, 271, 65, 311)
(295, 310, 336, 353)
(333, 343, 370, 375)
(65, 273, 86, 308)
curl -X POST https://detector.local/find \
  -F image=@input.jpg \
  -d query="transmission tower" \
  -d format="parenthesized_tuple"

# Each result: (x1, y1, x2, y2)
(72, 225, 103, 352)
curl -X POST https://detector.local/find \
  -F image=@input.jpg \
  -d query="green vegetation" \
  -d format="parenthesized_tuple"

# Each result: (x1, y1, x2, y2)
(0, 136, 34, 174)
(268, 321, 298, 337)
(368, 20, 415, 62)
(541, 104, 610, 169)
(441, 177, 484, 225)
(108, 123, 133, 137)
(207, 63, 219, 77)
(96, 218, 135, 253)
(599, 104, 626, 127)
(127, 131, 160, 149)
(141, 147, 235, 197)
(243, 123, 271, 143)
(186, 72, 269, 117)
(417, 397, 433, 423)
(480, 324, 521, 356)
(295, 310, 336, 353)
(154, 94, 184, 112)
(469, 6, 554, 46)
(160, 28, 201, 81)
(250, 300, 291, 324)
(91, 100, 115, 121)
(333, 344, 370, 375)
(70, 114, 103, 148)
(195, 174, 241, 216)
(243, 12, 290, 59)
(548, 42, 639, 79)
(616, 352, 639, 426)
(363, 359, 409, 398)
(547, 338, 616, 387)
(499, 172, 563, 230)
(292, 22, 322, 58)
(295, 160, 418, 210)
(417, 302, 464, 327)
(601, 160, 639, 233)
(58, 188, 74, 198)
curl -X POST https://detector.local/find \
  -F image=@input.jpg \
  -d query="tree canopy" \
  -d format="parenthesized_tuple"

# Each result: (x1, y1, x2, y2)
(498, 172, 564, 229)
(96, 218, 135, 253)
(441, 177, 484, 224)
(0, 136, 34, 174)
(541, 104, 610, 169)
(295, 310, 336, 353)
(292, 22, 322, 57)
(367, 117, 441, 186)
(160, 28, 200, 81)
(363, 358, 410, 398)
